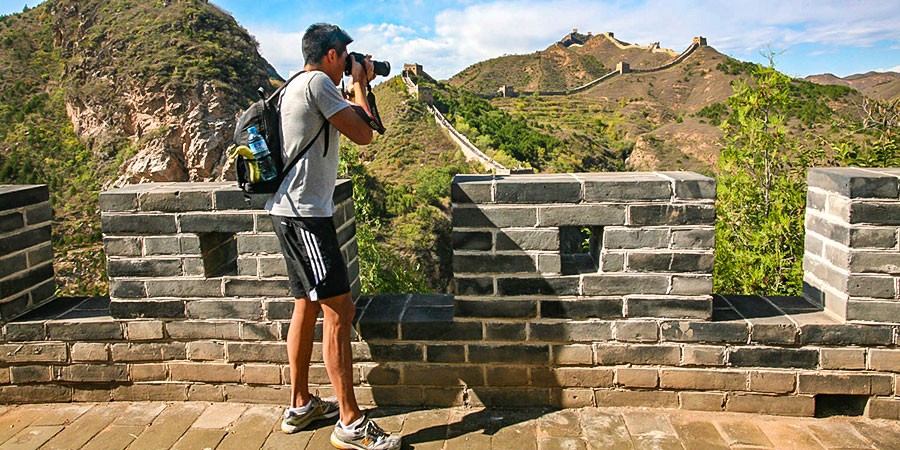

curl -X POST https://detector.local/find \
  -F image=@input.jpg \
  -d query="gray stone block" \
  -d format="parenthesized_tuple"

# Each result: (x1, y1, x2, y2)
(180, 235, 201, 254)
(236, 235, 282, 254)
(258, 257, 287, 277)
(601, 253, 625, 272)
(3, 322, 45, 341)
(336, 222, 356, 246)
(0, 212, 23, 234)
(265, 300, 294, 320)
(539, 205, 626, 226)
(111, 342, 186, 361)
(538, 254, 562, 274)
(847, 275, 896, 298)
(452, 206, 537, 228)
(659, 321, 748, 343)
(0, 262, 53, 299)
(179, 213, 254, 233)
(849, 202, 900, 225)
(659, 171, 716, 200)
(23, 202, 52, 225)
(540, 299, 623, 319)
(452, 175, 493, 203)
(494, 177, 581, 203)
(58, 364, 129, 383)
(426, 344, 466, 362)
(671, 229, 715, 249)
(496, 229, 559, 251)
(46, 321, 123, 340)
(143, 237, 181, 255)
(850, 227, 898, 249)
(614, 321, 659, 342)
(806, 212, 849, 245)
(28, 279, 55, 306)
(109, 280, 146, 298)
(626, 297, 711, 319)
(107, 258, 182, 277)
(454, 299, 536, 318)
(110, 300, 185, 319)
(401, 321, 483, 341)
(453, 254, 536, 274)
(103, 237, 142, 257)
(166, 320, 240, 339)
(594, 344, 680, 365)
(223, 278, 291, 297)
(603, 228, 669, 249)
(849, 252, 900, 274)
(213, 190, 268, 210)
(728, 347, 818, 369)
(497, 276, 579, 296)
(670, 276, 713, 295)
(0, 293, 30, 320)
(582, 177, 671, 202)
(334, 179, 353, 204)
(806, 189, 827, 211)
(804, 233, 825, 257)
(0, 185, 48, 212)
(529, 321, 613, 342)
(99, 191, 138, 212)
(582, 274, 669, 295)
(626, 252, 713, 273)
(629, 205, 715, 226)
(26, 243, 53, 267)
(484, 322, 526, 341)
(255, 214, 275, 232)
(808, 167, 899, 199)
(145, 279, 222, 297)
(0, 253, 27, 279)
(847, 300, 900, 323)
(138, 191, 212, 212)
(468, 344, 549, 363)
(101, 213, 177, 235)
(0, 225, 50, 255)
(799, 324, 893, 345)
(452, 231, 492, 251)
(185, 300, 263, 320)
(454, 277, 495, 295)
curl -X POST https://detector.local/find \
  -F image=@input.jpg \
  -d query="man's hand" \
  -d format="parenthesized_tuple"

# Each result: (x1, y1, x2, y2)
(350, 54, 376, 83)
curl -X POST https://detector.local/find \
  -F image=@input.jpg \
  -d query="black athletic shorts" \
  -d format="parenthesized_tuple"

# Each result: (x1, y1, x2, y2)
(271, 215, 350, 301)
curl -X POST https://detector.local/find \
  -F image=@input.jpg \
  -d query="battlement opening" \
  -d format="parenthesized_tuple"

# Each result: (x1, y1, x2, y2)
(815, 394, 868, 417)
(560, 226, 601, 275)
(198, 232, 237, 277)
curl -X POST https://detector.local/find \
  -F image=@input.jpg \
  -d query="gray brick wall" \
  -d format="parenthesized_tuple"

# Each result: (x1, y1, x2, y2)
(452, 172, 715, 320)
(803, 168, 900, 324)
(0, 185, 55, 322)
(101, 181, 358, 319)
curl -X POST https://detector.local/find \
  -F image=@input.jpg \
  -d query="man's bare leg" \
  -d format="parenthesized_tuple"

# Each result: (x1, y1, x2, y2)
(319, 292, 361, 425)
(287, 296, 322, 408)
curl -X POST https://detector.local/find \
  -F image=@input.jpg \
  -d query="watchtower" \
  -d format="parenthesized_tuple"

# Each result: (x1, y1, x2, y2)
(693, 36, 707, 46)
(498, 85, 516, 97)
(616, 61, 630, 74)
(403, 63, 424, 77)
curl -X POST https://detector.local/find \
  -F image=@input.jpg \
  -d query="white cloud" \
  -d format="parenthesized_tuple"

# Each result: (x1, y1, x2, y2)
(250, 0, 900, 80)
(877, 64, 900, 73)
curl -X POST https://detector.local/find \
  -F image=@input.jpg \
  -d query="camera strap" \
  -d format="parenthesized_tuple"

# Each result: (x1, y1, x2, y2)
(364, 81, 386, 135)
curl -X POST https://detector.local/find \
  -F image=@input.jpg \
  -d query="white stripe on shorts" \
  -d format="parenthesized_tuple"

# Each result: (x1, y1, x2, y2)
(308, 232, 328, 278)
(299, 229, 321, 284)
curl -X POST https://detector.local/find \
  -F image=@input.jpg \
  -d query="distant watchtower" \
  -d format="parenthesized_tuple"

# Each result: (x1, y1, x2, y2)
(616, 61, 630, 74)
(413, 86, 433, 105)
(498, 85, 516, 97)
(693, 36, 707, 46)
(403, 63, 424, 77)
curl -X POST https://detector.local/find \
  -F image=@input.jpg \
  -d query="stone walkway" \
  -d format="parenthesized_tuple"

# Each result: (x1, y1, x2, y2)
(0, 402, 898, 449)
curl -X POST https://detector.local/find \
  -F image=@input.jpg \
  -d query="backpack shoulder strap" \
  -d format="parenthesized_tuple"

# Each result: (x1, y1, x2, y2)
(281, 120, 328, 176)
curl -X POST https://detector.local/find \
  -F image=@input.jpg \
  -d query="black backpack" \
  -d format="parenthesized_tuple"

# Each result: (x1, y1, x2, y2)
(233, 71, 328, 195)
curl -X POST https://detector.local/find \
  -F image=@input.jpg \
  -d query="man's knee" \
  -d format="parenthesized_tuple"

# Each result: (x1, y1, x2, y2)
(320, 293, 355, 322)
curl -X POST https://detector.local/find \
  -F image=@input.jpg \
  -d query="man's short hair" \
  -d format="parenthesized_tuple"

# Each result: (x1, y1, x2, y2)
(302, 23, 353, 65)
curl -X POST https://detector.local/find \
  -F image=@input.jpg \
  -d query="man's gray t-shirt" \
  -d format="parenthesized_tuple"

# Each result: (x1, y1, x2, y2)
(265, 71, 349, 217)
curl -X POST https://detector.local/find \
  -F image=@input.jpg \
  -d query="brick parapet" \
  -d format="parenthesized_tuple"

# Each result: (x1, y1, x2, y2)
(803, 168, 900, 323)
(451, 172, 716, 320)
(100, 181, 358, 319)
(2, 294, 900, 418)
(0, 185, 55, 322)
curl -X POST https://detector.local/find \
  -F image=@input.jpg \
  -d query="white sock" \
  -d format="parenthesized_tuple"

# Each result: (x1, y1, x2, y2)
(340, 415, 364, 431)
(289, 399, 312, 414)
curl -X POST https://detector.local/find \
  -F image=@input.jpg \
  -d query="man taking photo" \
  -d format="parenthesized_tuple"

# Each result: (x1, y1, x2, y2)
(267, 23, 400, 450)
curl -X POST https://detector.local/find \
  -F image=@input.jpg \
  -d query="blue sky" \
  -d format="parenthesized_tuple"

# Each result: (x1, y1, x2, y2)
(3, 0, 900, 80)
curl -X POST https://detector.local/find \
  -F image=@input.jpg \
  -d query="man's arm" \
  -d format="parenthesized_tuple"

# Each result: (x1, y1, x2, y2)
(328, 56, 375, 145)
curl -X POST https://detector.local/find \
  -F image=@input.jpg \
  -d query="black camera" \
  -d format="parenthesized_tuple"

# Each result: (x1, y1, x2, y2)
(344, 52, 390, 77)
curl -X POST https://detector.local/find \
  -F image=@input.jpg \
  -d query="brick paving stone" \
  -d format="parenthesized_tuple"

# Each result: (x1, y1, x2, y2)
(715, 420, 774, 448)
(170, 429, 227, 450)
(580, 409, 634, 450)
(41, 403, 129, 450)
(758, 422, 825, 449)
(367, 407, 408, 433)
(30, 404, 92, 426)
(217, 405, 281, 450)
(80, 425, 145, 450)
(260, 416, 317, 450)
(805, 422, 874, 449)
(110, 402, 167, 426)
(445, 408, 493, 449)
(540, 436, 588, 450)
(191, 402, 248, 429)
(305, 425, 335, 450)
(399, 408, 450, 450)
(851, 421, 900, 449)
(622, 411, 683, 450)
(491, 411, 538, 450)
(0, 425, 62, 450)
(538, 410, 582, 437)
(668, 418, 729, 450)
(127, 403, 206, 450)
(0, 406, 51, 444)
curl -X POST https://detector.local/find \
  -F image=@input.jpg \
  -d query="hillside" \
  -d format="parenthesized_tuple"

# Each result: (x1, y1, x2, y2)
(446, 34, 863, 172)
(805, 71, 900, 101)
(0, 0, 278, 295)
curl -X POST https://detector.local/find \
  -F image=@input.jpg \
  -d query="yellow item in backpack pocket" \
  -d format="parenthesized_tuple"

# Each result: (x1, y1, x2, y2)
(228, 145, 261, 183)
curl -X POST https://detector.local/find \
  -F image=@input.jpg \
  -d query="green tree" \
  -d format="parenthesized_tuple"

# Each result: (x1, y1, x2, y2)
(714, 60, 807, 295)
